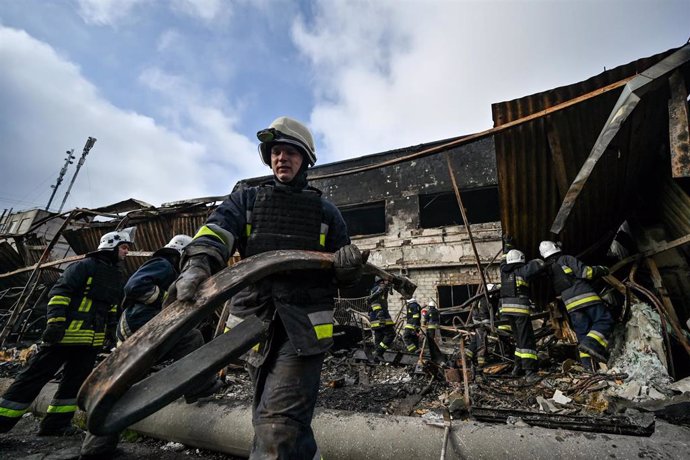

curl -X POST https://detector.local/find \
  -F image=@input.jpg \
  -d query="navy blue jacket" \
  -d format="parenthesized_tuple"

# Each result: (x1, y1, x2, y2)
(187, 181, 350, 360)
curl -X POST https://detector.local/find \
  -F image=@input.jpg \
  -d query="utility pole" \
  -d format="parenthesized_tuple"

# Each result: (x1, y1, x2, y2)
(45, 149, 75, 211)
(58, 137, 96, 214)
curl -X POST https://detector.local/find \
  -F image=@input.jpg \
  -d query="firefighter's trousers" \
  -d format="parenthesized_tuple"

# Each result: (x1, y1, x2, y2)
(507, 315, 538, 372)
(0, 344, 98, 433)
(373, 325, 396, 355)
(248, 322, 324, 460)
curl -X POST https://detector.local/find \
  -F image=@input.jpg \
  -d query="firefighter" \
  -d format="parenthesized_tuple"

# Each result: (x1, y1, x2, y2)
(423, 299, 440, 340)
(368, 277, 396, 359)
(116, 234, 193, 344)
(0, 231, 130, 436)
(166, 116, 364, 459)
(79, 234, 223, 459)
(540, 240, 613, 371)
(402, 297, 422, 352)
(466, 284, 498, 369)
(500, 236, 545, 377)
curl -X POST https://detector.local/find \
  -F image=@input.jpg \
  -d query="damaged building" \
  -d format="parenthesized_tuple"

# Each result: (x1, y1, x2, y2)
(2, 43, 690, 458)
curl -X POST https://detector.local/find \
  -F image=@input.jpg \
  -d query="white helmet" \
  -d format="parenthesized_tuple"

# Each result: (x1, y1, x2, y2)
(506, 249, 526, 264)
(428, 300, 437, 308)
(257, 116, 317, 167)
(98, 231, 132, 250)
(486, 283, 495, 291)
(539, 240, 561, 259)
(165, 234, 192, 253)
(406, 298, 417, 304)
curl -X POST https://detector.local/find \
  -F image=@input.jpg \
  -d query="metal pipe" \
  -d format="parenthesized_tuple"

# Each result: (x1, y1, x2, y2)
(58, 137, 96, 213)
(445, 152, 493, 330)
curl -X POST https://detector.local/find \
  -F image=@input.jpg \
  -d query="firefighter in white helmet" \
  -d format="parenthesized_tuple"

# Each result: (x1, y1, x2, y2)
(539, 240, 612, 370)
(80, 234, 222, 458)
(168, 116, 364, 459)
(423, 299, 440, 340)
(500, 235, 546, 377)
(0, 231, 131, 436)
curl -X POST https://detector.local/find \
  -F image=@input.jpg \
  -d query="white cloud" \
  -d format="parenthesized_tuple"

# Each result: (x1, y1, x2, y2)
(138, 67, 264, 186)
(76, 0, 147, 26)
(156, 29, 181, 52)
(0, 25, 239, 210)
(171, 0, 228, 23)
(292, 1, 690, 163)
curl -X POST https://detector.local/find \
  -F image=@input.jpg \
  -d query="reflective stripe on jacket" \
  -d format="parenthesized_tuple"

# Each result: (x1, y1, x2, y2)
(46, 254, 124, 347)
(547, 254, 603, 312)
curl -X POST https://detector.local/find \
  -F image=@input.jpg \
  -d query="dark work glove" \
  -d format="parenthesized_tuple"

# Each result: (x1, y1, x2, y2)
(333, 244, 367, 286)
(502, 234, 514, 251)
(594, 265, 610, 277)
(42, 323, 66, 344)
(172, 255, 212, 302)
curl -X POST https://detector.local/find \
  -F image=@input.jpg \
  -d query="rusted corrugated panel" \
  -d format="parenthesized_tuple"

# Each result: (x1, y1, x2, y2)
(0, 242, 29, 292)
(492, 46, 683, 261)
(661, 178, 690, 239)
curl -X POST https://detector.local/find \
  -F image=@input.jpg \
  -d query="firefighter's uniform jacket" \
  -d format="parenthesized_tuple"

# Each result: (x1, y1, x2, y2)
(117, 249, 179, 342)
(0, 252, 124, 434)
(367, 282, 396, 355)
(545, 253, 613, 364)
(367, 283, 394, 329)
(423, 305, 440, 329)
(499, 257, 545, 371)
(403, 300, 422, 352)
(545, 254, 608, 313)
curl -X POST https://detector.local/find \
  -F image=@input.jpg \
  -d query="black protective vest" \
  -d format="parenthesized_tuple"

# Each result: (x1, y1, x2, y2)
(89, 262, 124, 305)
(547, 257, 574, 294)
(245, 186, 324, 257)
(500, 268, 518, 298)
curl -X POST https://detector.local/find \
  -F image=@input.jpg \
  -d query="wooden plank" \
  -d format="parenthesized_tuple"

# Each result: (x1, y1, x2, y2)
(609, 232, 690, 273)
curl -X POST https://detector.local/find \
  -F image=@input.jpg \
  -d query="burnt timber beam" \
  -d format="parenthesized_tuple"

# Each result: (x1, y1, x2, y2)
(668, 70, 690, 178)
(79, 250, 404, 435)
(471, 406, 655, 437)
(550, 44, 690, 236)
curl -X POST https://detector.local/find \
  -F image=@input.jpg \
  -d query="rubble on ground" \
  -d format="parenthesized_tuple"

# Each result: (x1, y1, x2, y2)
(1, 302, 688, 441)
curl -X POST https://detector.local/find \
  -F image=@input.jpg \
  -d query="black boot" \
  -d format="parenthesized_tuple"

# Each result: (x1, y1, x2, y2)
(184, 377, 223, 404)
(511, 363, 523, 377)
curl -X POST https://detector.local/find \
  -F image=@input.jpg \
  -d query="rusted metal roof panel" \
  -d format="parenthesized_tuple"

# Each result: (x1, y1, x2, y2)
(492, 46, 686, 261)
(61, 205, 211, 277)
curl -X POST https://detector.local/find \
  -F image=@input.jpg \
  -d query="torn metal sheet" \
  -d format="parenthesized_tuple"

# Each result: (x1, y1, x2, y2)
(551, 44, 690, 235)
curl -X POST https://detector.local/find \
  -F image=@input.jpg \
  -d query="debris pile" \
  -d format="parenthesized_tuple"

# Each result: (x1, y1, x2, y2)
(607, 302, 672, 400)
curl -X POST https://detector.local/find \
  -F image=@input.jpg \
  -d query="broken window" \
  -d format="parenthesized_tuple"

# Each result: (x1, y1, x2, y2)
(419, 186, 500, 228)
(437, 284, 479, 309)
(339, 201, 386, 236)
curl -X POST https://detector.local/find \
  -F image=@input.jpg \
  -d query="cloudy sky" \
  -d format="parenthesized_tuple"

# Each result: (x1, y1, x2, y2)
(0, 0, 687, 212)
